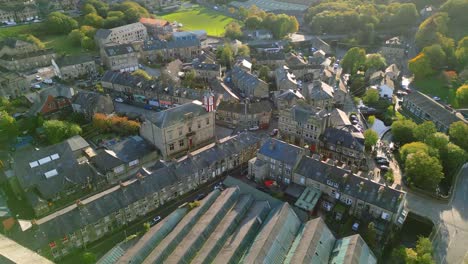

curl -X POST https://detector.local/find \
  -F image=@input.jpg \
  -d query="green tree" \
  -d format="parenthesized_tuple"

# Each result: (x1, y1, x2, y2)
(82, 252, 97, 264)
(80, 25, 97, 38)
(409, 53, 435, 79)
(415, 13, 448, 49)
(348, 74, 366, 97)
(365, 53, 386, 71)
(217, 45, 234, 68)
(224, 22, 243, 40)
(422, 44, 447, 70)
(406, 151, 444, 190)
(426, 132, 450, 151)
(238, 45, 250, 57)
(114, 1, 150, 23)
(83, 13, 103, 28)
(455, 36, 468, 68)
(68, 29, 85, 46)
(132, 69, 152, 80)
(45, 12, 78, 34)
(86, 0, 109, 17)
(341, 47, 366, 74)
(367, 115, 376, 125)
(245, 16, 262, 29)
(456, 84, 468, 106)
(43, 120, 82, 144)
(441, 142, 466, 177)
(82, 3, 97, 15)
(182, 69, 196, 87)
(391, 3, 419, 28)
(391, 119, 417, 144)
(449, 121, 468, 151)
(414, 121, 437, 142)
(258, 65, 270, 81)
(400, 142, 433, 162)
(363, 129, 378, 150)
(0, 110, 18, 143)
(143, 222, 151, 232)
(363, 89, 379, 105)
(81, 36, 95, 50)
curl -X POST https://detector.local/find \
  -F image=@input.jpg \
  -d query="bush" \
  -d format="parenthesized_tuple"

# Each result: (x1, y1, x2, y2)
(384, 169, 394, 184)
(92, 113, 140, 135)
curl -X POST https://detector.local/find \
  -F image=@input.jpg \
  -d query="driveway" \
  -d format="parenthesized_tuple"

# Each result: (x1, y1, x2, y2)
(404, 165, 468, 264)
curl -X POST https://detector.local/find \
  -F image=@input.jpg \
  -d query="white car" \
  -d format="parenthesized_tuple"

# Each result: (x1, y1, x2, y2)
(35, 75, 42, 81)
(248, 126, 259, 131)
(433, 96, 441, 101)
(114, 98, 124, 103)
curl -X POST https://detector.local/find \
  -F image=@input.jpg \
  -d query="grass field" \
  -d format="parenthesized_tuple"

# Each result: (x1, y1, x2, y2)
(413, 76, 458, 107)
(161, 7, 236, 37)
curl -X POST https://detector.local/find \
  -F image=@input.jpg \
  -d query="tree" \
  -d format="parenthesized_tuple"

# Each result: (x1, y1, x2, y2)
(364, 222, 377, 247)
(455, 36, 468, 68)
(415, 13, 449, 49)
(80, 25, 97, 38)
(45, 12, 78, 34)
(364, 129, 378, 150)
(341, 47, 366, 73)
(81, 36, 95, 50)
(224, 22, 243, 40)
(0, 110, 18, 143)
(258, 65, 270, 81)
(363, 89, 379, 105)
(82, 3, 97, 15)
(406, 151, 444, 190)
(449, 121, 468, 151)
(367, 115, 376, 125)
(217, 45, 234, 68)
(20, 34, 45, 49)
(132, 69, 152, 80)
(441, 142, 466, 177)
(43, 120, 82, 144)
(391, 3, 419, 28)
(348, 74, 366, 97)
(68, 29, 85, 46)
(182, 69, 196, 87)
(83, 13, 103, 28)
(400, 142, 433, 162)
(408, 53, 435, 79)
(114, 1, 150, 23)
(237, 45, 250, 57)
(143, 222, 151, 232)
(245, 16, 262, 29)
(426, 132, 450, 151)
(85, 0, 109, 17)
(422, 44, 447, 70)
(456, 84, 468, 106)
(414, 121, 437, 142)
(391, 119, 416, 144)
(365, 53, 387, 71)
(82, 252, 97, 264)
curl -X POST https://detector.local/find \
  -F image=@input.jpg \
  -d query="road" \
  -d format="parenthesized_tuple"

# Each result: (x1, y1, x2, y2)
(404, 164, 468, 264)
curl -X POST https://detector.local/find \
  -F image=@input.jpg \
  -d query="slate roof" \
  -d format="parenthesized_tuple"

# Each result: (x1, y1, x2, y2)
(54, 55, 94, 67)
(72, 91, 114, 115)
(101, 70, 152, 89)
(277, 89, 305, 101)
(91, 136, 155, 171)
(104, 44, 136, 57)
(403, 91, 467, 126)
(12, 136, 95, 200)
(141, 38, 200, 51)
(147, 100, 207, 128)
(231, 66, 267, 92)
(290, 104, 328, 124)
(329, 108, 351, 127)
(258, 138, 303, 166)
(0, 49, 55, 60)
(217, 100, 272, 115)
(320, 127, 364, 151)
(307, 80, 334, 100)
(294, 156, 404, 213)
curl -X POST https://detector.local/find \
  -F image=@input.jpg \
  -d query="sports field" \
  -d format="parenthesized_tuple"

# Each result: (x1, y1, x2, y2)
(161, 7, 237, 37)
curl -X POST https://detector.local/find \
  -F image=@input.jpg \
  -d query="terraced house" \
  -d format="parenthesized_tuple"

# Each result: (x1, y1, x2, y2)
(10, 132, 261, 260)
(101, 43, 139, 72)
(0, 38, 55, 71)
(94, 22, 147, 48)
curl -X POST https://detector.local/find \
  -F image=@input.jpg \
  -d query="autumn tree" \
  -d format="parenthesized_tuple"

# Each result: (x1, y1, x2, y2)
(224, 22, 243, 40)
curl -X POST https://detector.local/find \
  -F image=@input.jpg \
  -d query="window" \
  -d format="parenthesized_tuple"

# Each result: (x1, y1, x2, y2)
(179, 139, 184, 147)
(169, 143, 175, 150)
(206, 118, 210, 125)
(188, 126, 192, 132)
(168, 130, 173, 140)
(178, 127, 182, 136)
(197, 121, 201, 129)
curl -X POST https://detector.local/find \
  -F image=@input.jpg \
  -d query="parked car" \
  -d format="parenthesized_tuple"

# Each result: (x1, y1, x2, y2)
(35, 75, 42, 81)
(376, 159, 390, 166)
(256, 186, 269, 193)
(270, 129, 279, 137)
(433, 96, 441, 101)
(149, 216, 161, 226)
(195, 193, 206, 201)
(249, 126, 259, 131)
(396, 91, 408, 97)
(379, 165, 390, 172)
(114, 97, 124, 103)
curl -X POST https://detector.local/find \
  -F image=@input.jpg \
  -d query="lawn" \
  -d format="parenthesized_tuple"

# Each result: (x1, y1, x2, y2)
(412, 76, 458, 107)
(0, 23, 89, 55)
(160, 7, 237, 37)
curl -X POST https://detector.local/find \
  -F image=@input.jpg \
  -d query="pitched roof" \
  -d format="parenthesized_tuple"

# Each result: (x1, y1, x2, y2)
(54, 55, 94, 67)
(217, 100, 272, 115)
(25, 86, 75, 115)
(12, 136, 95, 200)
(258, 138, 303, 166)
(72, 91, 114, 115)
(290, 104, 328, 124)
(329, 108, 351, 127)
(320, 127, 364, 151)
(403, 91, 467, 126)
(294, 156, 404, 213)
(147, 100, 207, 128)
(307, 80, 334, 100)
(103, 44, 136, 57)
(277, 89, 305, 101)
